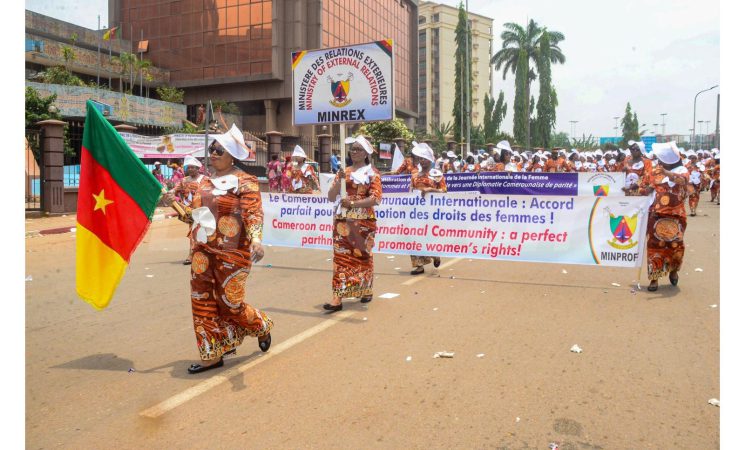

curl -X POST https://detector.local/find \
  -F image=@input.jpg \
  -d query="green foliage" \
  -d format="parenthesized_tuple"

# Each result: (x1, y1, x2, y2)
(571, 133, 597, 150)
(25, 86, 75, 158)
(550, 132, 571, 149)
(513, 48, 529, 145)
(483, 91, 507, 143)
(535, 33, 557, 149)
(156, 86, 185, 104)
(40, 66, 85, 86)
(162, 120, 203, 135)
(452, 2, 473, 143)
(469, 125, 486, 150)
(357, 118, 416, 152)
(602, 142, 619, 151)
(212, 99, 240, 115)
(429, 121, 453, 153)
(492, 19, 565, 149)
(621, 102, 641, 143)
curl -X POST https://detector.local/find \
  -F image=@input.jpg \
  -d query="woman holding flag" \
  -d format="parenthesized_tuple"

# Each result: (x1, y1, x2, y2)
(170, 155, 208, 265)
(409, 142, 447, 275)
(324, 136, 382, 312)
(186, 124, 273, 373)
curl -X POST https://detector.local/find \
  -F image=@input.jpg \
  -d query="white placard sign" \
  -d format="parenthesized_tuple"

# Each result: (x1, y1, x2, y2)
(292, 40, 395, 125)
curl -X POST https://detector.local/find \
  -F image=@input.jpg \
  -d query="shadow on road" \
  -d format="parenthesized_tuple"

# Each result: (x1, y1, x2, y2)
(50, 353, 135, 371)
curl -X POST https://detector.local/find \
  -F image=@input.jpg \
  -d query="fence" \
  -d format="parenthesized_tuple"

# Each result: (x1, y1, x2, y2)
(25, 129, 42, 211)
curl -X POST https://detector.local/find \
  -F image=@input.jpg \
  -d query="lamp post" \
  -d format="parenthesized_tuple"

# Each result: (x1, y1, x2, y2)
(570, 120, 578, 140)
(693, 85, 718, 152)
(660, 113, 667, 138)
(613, 116, 620, 143)
(698, 120, 704, 148)
(653, 123, 659, 135)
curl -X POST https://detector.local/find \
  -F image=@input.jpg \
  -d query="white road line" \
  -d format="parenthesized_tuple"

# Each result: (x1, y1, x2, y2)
(139, 310, 355, 419)
(402, 258, 462, 286)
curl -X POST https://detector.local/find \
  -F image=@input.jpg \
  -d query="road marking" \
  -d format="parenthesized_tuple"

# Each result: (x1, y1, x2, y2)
(402, 258, 462, 286)
(139, 310, 355, 419)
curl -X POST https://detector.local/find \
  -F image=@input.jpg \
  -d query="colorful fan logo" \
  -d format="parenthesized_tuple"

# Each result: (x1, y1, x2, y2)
(607, 212, 638, 250)
(593, 185, 609, 196)
(327, 72, 354, 107)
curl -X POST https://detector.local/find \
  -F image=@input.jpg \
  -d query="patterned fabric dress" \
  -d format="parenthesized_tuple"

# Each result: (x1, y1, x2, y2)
(291, 164, 320, 194)
(623, 158, 653, 196)
(281, 161, 293, 192)
(266, 160, 283, 192)
(710, 163, 720, 201)
(189, 171, 273, 361)
(394, 157, 419, 175)
(687, 163, 702, 212)
(410, 170, 447, 268)
(640, 166, 689, 281)
(174, 174, 208, 257)
(332, 166, 383, 298)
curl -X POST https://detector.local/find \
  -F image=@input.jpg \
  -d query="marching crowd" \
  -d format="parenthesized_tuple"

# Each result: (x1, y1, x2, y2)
(164, 124, 720, 374)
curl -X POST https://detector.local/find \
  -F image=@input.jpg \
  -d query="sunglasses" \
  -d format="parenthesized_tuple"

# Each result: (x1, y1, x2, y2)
(209, 144, 225, 156)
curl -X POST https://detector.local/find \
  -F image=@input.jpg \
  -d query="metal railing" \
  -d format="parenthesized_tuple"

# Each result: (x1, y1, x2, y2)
(25, 129, 43, 211)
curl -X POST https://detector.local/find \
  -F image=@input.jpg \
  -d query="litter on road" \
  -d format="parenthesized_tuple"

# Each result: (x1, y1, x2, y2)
(611, 282, 621, 287)
(394, 267, 401, 270)
(362, 317, 368, 321)
(708, 398, 720, 407)
(146, 275, 154, 278)
(25, 276, 32, 282)
(570, 344, 583, 353)
(476, 353, 485, 358)
(709, 304, 718, 308)
(405, 356, 412, 362)
(128, 368, 136, 373)
(433, 351, 455, 358)
(562, 269, 568, 274)
(695, 268, 704, 272)
(378, 293, 400, 299)
(433, 307, 439, 311)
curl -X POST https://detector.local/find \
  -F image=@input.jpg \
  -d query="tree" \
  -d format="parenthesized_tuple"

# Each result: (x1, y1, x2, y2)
(571, 133, 597, 151)
(25, 87, 74, 159)
(452, 2, 472, 144)
(112, 52, 137, 93)
(512, 48, 529, 145)
(621, 102, 641, 143)
(535, 32, 558, 149)
(156, 86, 185, 104)
(430, 121, 453, 153)
(40, 66, 85, 86)
(483, 91, 507, 143)
(135, 58, 152, 96)
(357, 118, 416, 153)
(492, 20, 565, 148)
(549, 132, 570, 149)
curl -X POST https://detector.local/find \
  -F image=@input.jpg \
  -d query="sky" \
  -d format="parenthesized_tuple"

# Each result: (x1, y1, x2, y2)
(25, 0, 720, 139)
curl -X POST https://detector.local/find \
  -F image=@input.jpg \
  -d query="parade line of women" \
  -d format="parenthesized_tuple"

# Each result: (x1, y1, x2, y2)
(175, 125, 720, 373)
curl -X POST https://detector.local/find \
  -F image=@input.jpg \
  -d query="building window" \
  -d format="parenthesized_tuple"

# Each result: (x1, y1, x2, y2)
(432, 13, 439, 22)
(418, 15, 425, 24)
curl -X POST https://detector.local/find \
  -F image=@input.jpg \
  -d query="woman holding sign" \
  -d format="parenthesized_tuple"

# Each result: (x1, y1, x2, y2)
(185, 124, 273, 373)
(641, 142, 690, 292)
(409, 143, 447, 275)
(324, 136, 383, 312)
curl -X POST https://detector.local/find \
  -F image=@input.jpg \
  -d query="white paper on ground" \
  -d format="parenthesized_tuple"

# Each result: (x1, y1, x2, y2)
(433, 351, 455, 358)
(570, 344, 583, 353)
(378, 293, 400, 299)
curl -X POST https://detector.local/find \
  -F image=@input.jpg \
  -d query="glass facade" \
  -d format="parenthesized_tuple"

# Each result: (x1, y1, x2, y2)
(322, 0, 416, 113)
(120, 0, 273, 83)
(416, 29, 427, 129)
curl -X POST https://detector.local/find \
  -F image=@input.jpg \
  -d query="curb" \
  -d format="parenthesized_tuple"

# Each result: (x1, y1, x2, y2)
(25, 212, 179, 238)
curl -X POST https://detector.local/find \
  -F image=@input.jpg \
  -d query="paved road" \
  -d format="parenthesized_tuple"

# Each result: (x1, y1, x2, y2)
(26, 202, 720, 449)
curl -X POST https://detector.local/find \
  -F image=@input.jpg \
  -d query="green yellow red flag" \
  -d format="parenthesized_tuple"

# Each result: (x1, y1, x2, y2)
(76, 100, 162, 309)
(102, 26, 118, 41)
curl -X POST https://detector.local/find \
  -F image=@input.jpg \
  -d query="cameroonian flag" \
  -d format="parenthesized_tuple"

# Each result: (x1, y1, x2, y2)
(76, 100, 162, 310)
(102, 26, 119, 41)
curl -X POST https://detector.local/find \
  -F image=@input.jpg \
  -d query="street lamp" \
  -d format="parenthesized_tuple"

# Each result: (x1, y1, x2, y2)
(693, 85, 718, 152)
(660, 113, 667, 137)
(698, 120, 704, 148)
(653, 123, 659, 135)
(570, 120, 578, 140)
(613, 116, 620, 142)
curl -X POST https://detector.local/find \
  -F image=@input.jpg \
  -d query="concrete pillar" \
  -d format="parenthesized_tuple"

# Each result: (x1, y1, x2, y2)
(265, 131, 283, 161)
(318, 134, 332, 173)
(36, 120, 67, 214)
(264, 100, 278, 132)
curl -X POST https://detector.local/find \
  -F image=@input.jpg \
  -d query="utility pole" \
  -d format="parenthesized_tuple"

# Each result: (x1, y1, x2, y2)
(570, 120, 578, 140)
(613, 116, 620, 143)
(660, 113, 667, 138)
(715, 93, 720, 148)
(693, 85, 717, 150)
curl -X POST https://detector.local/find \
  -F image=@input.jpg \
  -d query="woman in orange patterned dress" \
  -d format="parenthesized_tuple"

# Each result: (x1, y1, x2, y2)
(409, 143, 447, 275)
(186, 125, 273, 373)
(622, 141, 653, 196)
(171, 155, 209, 264)
(324, 136, 383, 312)
(686, 154, 703, 216)
(640, 142, 690, 292)
(462, 154, 481, 173)
(289, 145, 320, 194)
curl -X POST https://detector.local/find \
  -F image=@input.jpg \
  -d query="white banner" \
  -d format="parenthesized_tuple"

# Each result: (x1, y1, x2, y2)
(119, 132, 256, 161)
(261, 192, 654, 268)
(291, 40, 394, 125)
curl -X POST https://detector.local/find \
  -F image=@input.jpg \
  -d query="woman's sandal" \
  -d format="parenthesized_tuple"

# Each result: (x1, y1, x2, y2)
(410, 266, 424, 275)
(323, 303, 343, 313)
(647, 280, 659, 292)
(360, 295, 373, 303)
(669, 271, 679, 286)
(258, 333, 271, 352)
(183, 259, 192, 265)
(433, 257, 441, 268)
(187, 357, 224, 374)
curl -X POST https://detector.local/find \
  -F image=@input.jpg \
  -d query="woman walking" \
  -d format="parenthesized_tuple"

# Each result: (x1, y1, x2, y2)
(622, 141, 653, 197)
(324, 136, 382, 312)
(171, 155, 209, 265)
(281, 155, 293, 192)
(290, 145, 321, 194)
(186, 124, 273, 373)
(409, 143, 447, 275)
(641, 142, 690, 292)
(266, 154, 282, 192)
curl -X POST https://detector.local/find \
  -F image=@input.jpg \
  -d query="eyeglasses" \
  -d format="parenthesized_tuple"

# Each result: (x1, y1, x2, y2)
(349, 147, 366, 154)
(209, 144, 224, 156)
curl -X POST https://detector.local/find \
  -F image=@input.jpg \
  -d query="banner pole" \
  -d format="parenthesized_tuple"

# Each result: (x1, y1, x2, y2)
(339, 123, 347, 198)
(204, 100, 213, 170)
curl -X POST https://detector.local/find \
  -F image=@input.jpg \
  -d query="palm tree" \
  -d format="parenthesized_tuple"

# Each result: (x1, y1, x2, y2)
(491, 20, 565, 147)
(135, 58, 152, 96)
(112, 52, 137, 93)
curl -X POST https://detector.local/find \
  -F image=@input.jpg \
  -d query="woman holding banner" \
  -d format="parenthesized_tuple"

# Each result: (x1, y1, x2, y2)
(324, 136, 382, 312)
(409, 143, 447, 275)
(185, 124, 273, 373)
(622, 141, 653, 197)
(641, 142, 690, 292)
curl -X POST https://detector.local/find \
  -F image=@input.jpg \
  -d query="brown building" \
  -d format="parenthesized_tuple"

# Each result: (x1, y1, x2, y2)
(109, 0, 419, 137)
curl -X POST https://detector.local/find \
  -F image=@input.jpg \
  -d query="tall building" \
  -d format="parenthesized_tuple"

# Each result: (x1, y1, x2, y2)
(109, 0, 419, 136)
(416, 2, 493, 136)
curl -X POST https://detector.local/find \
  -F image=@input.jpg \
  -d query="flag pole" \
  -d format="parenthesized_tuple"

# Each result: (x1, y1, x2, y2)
(204, 100, 213, 171)
(96, 15, 100, 87)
